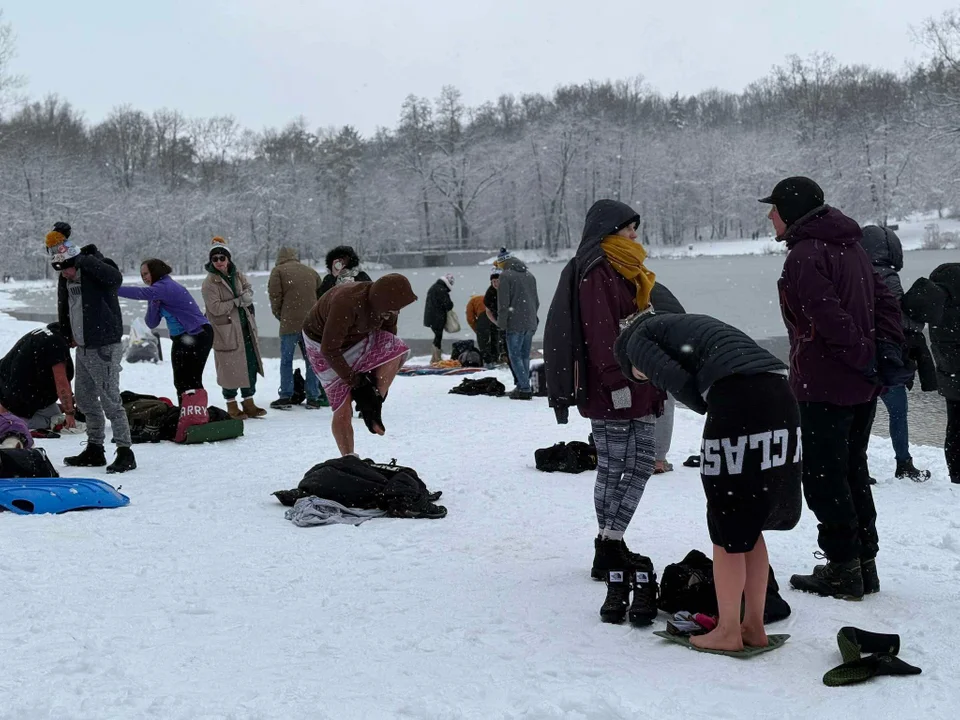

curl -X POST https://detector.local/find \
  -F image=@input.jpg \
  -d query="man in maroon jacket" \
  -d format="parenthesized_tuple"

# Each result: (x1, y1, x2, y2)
(762, 177, 905, 600)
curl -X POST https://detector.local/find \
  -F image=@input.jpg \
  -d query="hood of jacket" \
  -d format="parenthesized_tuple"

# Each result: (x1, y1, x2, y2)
(930, 263, 960, 303)
(369, 273, 418, 314)
(575, 200, 641, 274)
(500, 256, 529, 274)
(275, 247, 299, 265)
(861, 226, 903, 272)
(781, 206, 862, 249)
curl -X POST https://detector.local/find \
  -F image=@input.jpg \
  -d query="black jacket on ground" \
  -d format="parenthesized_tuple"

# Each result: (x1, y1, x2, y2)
(423, 280, 453, 332)
(56, 245, 123, 348)
(614, 312, 787, 415)
(543, 199, 640, 423)
(904, 265, 960, 399)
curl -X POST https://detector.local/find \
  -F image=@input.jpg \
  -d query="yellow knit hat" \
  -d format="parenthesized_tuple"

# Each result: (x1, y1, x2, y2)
(46, 231, 67, 248)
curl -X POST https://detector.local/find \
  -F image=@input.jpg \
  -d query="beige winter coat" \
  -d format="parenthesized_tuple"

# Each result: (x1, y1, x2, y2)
(201, 267, 265, 390)
(267, 247, 322, 335)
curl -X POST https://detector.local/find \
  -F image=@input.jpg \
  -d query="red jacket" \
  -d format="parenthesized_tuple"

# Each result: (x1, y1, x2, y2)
(578, 259, 664, 421)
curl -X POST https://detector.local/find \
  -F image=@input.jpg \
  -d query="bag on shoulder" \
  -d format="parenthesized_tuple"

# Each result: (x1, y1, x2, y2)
(445, 309, 461, 334)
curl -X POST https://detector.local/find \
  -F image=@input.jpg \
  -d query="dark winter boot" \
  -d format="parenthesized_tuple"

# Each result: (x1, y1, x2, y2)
(64, 443, 106, 468)
(895, 459, 931, 482)
(599, 568, 631, 624)
(628, 561, 659, 626)
(591, 536, 631, 580)
(791, 559, 864, 600)
(106, 447, 137, 474)
(860, 558, 880, 595)
(621, 539, 652, 569)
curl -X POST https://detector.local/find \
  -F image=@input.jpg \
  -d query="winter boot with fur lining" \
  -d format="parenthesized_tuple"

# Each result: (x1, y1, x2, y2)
(226, 400, 247, 420)
(242, 398, 267, 418)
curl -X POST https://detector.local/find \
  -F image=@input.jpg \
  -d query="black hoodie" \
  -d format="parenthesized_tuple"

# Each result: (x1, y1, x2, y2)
(56, 244, 123, 348)
(543, 200, 642, 423)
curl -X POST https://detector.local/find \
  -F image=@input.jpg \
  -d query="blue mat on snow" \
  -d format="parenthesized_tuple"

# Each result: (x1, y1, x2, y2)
(0, 478, 130, 515)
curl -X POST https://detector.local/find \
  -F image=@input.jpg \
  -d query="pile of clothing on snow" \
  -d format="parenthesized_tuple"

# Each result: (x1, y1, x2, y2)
(274, 456, 446, 526)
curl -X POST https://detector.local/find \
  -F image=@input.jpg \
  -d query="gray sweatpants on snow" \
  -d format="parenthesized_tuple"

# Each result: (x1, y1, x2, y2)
(75, 344, 131, 448)
(27, 403, 61, 430)
(654, 393, 675, 462)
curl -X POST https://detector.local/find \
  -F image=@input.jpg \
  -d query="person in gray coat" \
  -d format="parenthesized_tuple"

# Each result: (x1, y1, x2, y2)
(860, 225, 931, 482)
(495, 248, 540, 399)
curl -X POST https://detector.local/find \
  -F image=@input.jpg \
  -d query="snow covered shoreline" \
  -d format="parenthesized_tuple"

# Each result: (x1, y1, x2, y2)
(0, 306, 957, 718)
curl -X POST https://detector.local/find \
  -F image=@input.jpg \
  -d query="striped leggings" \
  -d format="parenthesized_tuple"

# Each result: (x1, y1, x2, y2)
(591, 419, 657, 534)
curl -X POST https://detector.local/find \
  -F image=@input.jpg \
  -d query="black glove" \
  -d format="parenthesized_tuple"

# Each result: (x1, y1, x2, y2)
(56, 256, 77, 271)
(79, 244, 99, 256)
(351, 373, 384, 434)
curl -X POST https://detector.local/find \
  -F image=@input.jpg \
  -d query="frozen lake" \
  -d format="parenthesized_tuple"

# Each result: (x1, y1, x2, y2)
(7, 249, 957, 342)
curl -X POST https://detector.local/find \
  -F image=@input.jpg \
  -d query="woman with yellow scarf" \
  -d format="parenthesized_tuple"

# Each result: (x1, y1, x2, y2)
(544, 199, 666, 626)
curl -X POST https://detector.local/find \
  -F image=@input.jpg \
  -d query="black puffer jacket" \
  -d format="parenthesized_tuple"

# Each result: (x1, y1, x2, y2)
(861, 225, 936, 390)
(650, 282, 685, 314)
(904, 265, 960, 399)
(614, 312, 787, 414)
(423, 279, 454, 332)
(56, 245, 123, 348)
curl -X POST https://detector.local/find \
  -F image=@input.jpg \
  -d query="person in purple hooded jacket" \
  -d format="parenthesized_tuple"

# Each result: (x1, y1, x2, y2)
(761, 177, 905, 601)
(118, 259, 213, 399)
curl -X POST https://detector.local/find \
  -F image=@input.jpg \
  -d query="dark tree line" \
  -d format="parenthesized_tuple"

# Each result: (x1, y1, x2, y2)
(3, 9, 960, 278)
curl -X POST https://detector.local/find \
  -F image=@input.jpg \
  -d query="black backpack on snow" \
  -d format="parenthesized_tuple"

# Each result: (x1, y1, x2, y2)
(658, 549, 791, 624)
(534, 441, 597, 474)
(0, 447, 59, 479)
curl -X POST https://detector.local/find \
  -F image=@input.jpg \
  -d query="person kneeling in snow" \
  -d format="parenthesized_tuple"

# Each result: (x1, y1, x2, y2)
(615, 310, 801, 652)
(0, 323, 76, 433)
(302, 274, 417, 456)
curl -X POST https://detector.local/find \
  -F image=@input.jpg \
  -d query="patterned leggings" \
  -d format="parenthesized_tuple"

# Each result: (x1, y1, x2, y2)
(591, 419, 657, 533)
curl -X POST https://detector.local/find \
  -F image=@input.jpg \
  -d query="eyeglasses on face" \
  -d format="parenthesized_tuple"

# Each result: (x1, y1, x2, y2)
(211, 255, 228, 262)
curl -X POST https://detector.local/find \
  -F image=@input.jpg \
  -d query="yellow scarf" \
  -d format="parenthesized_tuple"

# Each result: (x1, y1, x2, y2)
(600, 235, 656, 310)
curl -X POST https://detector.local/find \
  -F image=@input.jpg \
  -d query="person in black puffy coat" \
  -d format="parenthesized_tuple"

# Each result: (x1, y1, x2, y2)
(903, 264, 960, 484)
(423, 274, 454, 363)
(860, 225, 932, 482)
(615, 310, 801, 653)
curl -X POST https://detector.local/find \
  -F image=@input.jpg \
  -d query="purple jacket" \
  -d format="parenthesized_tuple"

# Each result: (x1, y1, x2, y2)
(0, 412, 33, 449)
(778, 206, 904, 405)
(118, 275, 210, 336)
(578, 260, 664, 420)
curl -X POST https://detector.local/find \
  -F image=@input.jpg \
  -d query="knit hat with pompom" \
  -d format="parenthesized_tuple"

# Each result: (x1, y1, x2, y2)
(208, 236, 232, 261)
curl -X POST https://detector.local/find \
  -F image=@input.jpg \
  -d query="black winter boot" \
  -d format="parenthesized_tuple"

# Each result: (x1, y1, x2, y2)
(628, 562, 659, 626)
(64, 443, 106, 468)
(815, 556, 880, 595)
(599, 569, 630, 624)
(591, 536, 634, 580)
(106, 447, 137, 474)
(791, 559, 864, 600)
(895, 459, 930, 482)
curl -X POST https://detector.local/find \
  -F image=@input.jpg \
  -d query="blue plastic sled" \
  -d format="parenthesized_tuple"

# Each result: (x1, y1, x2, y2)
(0, 478, 130, 515)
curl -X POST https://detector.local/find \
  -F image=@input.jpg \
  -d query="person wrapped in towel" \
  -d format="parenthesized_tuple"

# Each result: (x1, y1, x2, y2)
(302, 274, 417, 456)
(615, 310, 801, 653)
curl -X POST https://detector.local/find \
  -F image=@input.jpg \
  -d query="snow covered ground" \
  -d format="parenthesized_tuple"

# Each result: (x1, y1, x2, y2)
(1, 307, 958, 719)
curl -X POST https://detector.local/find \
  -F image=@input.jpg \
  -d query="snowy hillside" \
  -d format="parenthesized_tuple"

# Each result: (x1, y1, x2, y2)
(0, 308, 958, 719)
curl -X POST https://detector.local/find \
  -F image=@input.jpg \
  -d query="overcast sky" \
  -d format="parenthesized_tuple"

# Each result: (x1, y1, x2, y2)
(4, 0, 958, 136)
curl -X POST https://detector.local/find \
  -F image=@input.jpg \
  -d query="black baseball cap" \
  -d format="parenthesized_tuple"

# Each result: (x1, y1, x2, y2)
(759, 177, 825, 226)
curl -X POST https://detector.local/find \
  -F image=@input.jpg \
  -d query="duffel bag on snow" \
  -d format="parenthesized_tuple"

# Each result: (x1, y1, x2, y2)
(273, 455, 445, 519)
(658, 549, 791, 624)
(0, 447, 58, 479)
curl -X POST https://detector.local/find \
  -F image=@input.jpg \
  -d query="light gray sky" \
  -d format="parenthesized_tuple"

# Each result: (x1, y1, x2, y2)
(5, 0, 957, 136)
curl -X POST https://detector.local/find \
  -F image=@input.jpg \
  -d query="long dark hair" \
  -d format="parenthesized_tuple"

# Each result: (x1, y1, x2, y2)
(142, 259, 173, 284)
